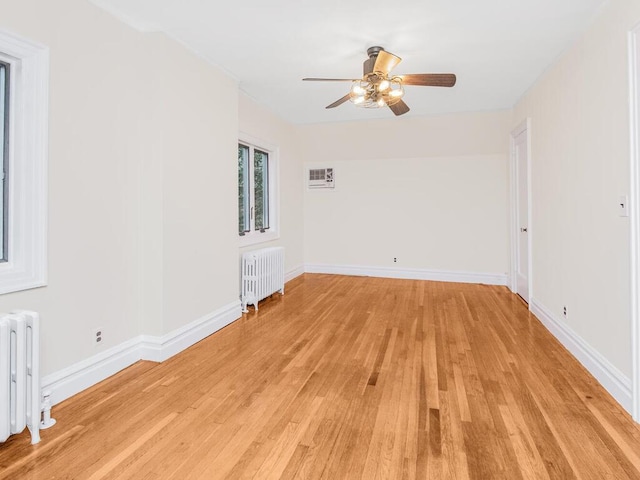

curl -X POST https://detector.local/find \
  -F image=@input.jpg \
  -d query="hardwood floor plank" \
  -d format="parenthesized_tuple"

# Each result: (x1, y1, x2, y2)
(86, 413, 178, 480)
(2, 275, 640, 479)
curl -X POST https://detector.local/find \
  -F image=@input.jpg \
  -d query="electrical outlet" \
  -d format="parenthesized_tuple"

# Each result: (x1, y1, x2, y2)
(562, 306, 567, 319)
(94, 327, 104, 347)
(393, 257, 397, 263)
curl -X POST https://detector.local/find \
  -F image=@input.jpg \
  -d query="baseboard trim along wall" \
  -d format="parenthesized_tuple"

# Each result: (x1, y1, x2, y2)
(42, 300, 243, 407)
(530, 298, 633, 413)
(139, 301, 241, 363)
(285, 265, 305, 283)
(41, 336, 144, 407)
(304, 263, 508, 286)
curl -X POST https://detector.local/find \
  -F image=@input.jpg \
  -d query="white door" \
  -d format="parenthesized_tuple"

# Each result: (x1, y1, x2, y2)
(514, 128, 529, 301)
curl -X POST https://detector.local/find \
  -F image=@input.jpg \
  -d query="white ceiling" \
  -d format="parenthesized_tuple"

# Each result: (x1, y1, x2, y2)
(91, 0, 606, 124)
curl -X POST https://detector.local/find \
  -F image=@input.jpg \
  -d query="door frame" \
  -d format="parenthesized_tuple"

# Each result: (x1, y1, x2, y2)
(628, 23, 640, 422)
(509, 118, 533, 305)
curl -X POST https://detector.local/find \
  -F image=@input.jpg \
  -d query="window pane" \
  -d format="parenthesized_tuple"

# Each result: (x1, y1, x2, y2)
(238, 144, 250, 234)
(254, 149, 269, 231)
(0, 63, 7, 261)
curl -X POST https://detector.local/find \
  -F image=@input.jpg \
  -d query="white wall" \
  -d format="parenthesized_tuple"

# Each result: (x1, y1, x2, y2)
(0, 0, 240, 378)
(299, 111, 512, 278)
(238, 93, 305, 277)
(155, 42, 239, 335)
(514, 0, 640, 380)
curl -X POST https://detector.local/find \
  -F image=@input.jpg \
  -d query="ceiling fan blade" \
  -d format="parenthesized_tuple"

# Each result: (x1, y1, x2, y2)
(326, 94, 351, 109)
(388, 100, 410, 116)
(373, 50, 402, 74)
(400, 73, 457, 87)
(303, 78, 357, 82)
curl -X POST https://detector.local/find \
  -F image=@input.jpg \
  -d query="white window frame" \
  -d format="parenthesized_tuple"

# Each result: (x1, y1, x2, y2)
(238, 133, 279, 248)
(0, 30, 48, 294)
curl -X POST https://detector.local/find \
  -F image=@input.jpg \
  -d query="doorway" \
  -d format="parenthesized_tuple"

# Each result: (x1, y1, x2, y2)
(510, 120, 531, 304)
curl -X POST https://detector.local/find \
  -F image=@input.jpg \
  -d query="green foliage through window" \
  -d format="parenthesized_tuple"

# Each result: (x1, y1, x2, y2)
(238, 145, 250, 234)
(254, 149, 269, 231)
(238, 142, 270, 236)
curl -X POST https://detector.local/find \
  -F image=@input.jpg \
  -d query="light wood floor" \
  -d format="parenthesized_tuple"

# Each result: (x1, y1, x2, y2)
(2, 274, 640, 479)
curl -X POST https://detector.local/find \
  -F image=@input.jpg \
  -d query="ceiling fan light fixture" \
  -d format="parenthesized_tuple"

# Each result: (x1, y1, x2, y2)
(348, 75, 404, 109)
(349, 80, 374, 107)
(351, 82, 366, 96)
(388, 78, 404, 98)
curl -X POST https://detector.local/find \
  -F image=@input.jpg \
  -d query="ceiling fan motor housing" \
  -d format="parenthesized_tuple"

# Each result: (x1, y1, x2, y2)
(367, 46, 385, 57)
(363, 46, 385, 75)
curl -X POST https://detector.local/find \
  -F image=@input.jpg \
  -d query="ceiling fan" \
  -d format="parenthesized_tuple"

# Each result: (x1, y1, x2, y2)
(303, 46, 456, 116)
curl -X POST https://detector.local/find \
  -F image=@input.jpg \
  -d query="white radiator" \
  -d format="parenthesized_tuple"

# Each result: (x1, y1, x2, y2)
(241, 247, 285, 312)
(0, 311, 40, 444)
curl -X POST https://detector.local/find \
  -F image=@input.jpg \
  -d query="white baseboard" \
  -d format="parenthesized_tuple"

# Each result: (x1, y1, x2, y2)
(285, 265, 305, 283)
(41, 336, 144, 407)
(42, 300, 242, 407)
(304, 263, 508, 286)
(530, 298, 632, 412)
(140, 301, 241, 363)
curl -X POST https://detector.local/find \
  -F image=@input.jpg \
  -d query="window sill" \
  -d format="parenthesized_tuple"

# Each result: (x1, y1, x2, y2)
(239, 230, 280, 248)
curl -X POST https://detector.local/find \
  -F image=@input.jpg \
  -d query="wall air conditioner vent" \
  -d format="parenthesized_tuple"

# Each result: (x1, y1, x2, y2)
(308, 168, 334, 189)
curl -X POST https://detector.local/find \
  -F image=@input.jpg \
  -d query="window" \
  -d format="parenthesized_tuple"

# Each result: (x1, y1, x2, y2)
(238, 136, 278, 246)
(0, 31, 48, 294)
(0, 62, 8, 261)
